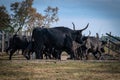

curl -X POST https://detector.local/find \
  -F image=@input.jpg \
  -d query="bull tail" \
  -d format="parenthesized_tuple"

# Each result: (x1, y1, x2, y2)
(80, 23, 89, 31)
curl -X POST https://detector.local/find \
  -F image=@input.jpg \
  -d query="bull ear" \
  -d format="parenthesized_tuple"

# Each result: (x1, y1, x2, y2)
(82, 36, 88, 41)
(80, 23, 89, 31)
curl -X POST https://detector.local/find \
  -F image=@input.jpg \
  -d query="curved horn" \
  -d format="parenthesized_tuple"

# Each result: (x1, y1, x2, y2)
(72, 22, 75, 30)
(80, 23, 89, 31)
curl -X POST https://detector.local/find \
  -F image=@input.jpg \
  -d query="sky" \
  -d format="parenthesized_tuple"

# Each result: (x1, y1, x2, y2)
(0, 0, 120, 36)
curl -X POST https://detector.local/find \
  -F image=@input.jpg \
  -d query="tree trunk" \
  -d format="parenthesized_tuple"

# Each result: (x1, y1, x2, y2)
(2, 31, 5, 53)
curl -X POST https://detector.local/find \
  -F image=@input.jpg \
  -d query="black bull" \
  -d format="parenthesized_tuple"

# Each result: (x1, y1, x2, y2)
(29, 24, 89, 59)
(6, 34, 30, 60)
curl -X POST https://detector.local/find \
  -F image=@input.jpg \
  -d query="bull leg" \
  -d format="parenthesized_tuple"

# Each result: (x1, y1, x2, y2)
(22, 49, 24, 55)
(73, 49, 77, 60)
(78, 48, 83, 60)
(25, 50, 31, 60)
(67, 49, 75, 60)
(85, 50, 89, 60)
(46, 52, 52, 59)
(40, 51, 43, 59)
(26, 51, 31, 60)
(51, 49, 58, 59)
(44, 52, 48, 59)
(22, 49, 26, 55)
(43, 50, 51, 59)
(6, 47, 11, 53)
(9, 49, 17, 60)
(22, 49, 29, 60)
(97, 51, 102, 60)
(6, 49, 12, 55)
(93, 52, 99, 60)
(35, 50, 40, 59)
(52, 52, 57, 59)
(71, 52, 75, 59)
(66, 46, 75, 60)
(34, 41, 44, 59)
(48, 48, 53, 59)
(48, 53, 52, 59)
(81, 49, 87, 60)
(57, 51, 62, 60)
(85, 54, 88, 60)
(35, 50, 43, 59)
(79, 49, 83, 60)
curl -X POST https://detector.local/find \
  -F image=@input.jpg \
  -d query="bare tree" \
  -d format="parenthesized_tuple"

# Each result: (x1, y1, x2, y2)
(43, 6, 59, 27)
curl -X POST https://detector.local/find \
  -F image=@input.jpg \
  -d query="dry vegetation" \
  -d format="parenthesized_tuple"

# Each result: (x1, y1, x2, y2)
(0, 53, 120, 80)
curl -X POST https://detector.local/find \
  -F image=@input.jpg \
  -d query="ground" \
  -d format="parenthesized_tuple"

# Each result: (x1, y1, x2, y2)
(0, 53, 120, 80)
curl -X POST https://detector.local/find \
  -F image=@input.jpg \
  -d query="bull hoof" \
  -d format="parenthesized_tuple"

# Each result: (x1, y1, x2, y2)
(9, 57, 12, 60)
(25, 56, 30, 60)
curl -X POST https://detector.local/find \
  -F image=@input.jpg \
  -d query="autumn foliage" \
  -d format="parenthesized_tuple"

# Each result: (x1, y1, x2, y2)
(0, 0, 59, 33)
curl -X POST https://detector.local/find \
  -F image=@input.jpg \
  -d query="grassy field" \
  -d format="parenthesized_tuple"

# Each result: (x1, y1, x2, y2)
(0, 54, 120, 80)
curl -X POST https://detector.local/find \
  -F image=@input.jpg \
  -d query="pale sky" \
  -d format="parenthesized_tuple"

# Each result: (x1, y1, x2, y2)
(0, 0, 120, 36)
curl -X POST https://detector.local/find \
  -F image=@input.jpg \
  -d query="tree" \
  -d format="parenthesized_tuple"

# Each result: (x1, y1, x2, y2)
(43, 6, 59, 27)
(10, 0, 44, 34)
(27, 8, 44, 32)
(0, 5, 11, 30)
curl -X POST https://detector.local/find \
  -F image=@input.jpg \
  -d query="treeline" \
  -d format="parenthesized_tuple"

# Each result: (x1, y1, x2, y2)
(0, 0, 59, 34)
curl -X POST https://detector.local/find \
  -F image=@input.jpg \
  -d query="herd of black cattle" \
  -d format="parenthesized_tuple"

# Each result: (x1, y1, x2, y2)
(6, 23, 107, 60)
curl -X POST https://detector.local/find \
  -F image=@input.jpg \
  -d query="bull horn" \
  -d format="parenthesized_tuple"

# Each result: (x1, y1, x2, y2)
(96, 33, 99, 39)
(88, 31, 91, 36)
(72, 22, 75, 30)
(80, 23, 89, 31)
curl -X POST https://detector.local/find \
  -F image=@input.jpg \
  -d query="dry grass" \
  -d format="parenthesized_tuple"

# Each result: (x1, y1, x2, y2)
(0, 54, 120, 80)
